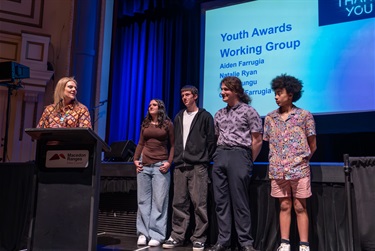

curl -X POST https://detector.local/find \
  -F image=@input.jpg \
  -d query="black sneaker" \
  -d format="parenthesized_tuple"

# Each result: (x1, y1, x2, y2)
(193, 241, 205, 251)
(163, 237, 183, 249)
(240, 245, 259, 251)
(206, 243, 229, 251)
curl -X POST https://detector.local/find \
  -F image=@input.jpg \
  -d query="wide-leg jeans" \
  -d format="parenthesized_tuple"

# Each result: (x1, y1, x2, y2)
(136, 161, 171, 242)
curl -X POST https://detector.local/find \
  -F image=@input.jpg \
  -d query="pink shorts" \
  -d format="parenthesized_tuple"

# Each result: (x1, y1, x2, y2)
(271, 176, 312, 199)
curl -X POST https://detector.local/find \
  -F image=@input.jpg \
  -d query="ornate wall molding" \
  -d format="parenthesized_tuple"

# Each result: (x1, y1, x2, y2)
(0, 0, 44, 28)
(20, 32, 54, 92)
(0, 33, 21, 61)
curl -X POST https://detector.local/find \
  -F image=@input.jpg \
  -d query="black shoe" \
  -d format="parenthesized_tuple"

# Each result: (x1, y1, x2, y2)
(162, 237, 184, 249)
(207, 243, 229, 251)
(240, 245, 259, 251)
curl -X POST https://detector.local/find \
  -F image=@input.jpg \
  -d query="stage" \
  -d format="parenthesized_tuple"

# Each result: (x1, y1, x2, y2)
(98, 162, 350, 251)
(1, 159, 374, 251)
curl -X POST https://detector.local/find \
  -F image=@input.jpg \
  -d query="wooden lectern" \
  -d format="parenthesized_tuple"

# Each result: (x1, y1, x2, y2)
(25, 128, 110, 251)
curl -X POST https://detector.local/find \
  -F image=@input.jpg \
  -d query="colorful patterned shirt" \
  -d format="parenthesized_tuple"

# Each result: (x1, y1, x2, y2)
(263, 106, 316, 180)
(214, 102, 263, 149)
(37, 103, 92, 128)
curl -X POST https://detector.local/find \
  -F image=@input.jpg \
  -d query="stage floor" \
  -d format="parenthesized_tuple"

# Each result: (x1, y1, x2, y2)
(97, 233, 201, 251)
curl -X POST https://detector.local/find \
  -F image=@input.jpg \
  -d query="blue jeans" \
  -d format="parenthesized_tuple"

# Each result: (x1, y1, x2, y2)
(136, 161, 170, 242)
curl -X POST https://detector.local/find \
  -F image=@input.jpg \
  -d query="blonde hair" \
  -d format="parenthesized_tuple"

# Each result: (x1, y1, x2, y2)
(53, 77, 79, 110)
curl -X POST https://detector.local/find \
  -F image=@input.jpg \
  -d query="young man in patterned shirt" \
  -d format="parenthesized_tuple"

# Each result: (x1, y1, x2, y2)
(208, 76, 263, 251)
(263, 74, 317, 251)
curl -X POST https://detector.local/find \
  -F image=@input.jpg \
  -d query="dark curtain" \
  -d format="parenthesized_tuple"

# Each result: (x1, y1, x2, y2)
(207, 180, 351, 251)
(108, 0, 201, 144)
(350, 157, 375, 251)
(0, 163, 35, 251)
(306, 183, 350, 251)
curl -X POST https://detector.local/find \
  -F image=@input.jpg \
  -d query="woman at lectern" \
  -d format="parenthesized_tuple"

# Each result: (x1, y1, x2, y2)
(37, 76, 92, 128)
(133, 99, 175, 247)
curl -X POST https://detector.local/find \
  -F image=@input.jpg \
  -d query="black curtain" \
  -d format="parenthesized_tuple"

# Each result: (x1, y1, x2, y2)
(0, 163, 35, 251)
(206, 180, 351, 251)
(350, 157, 375, 251)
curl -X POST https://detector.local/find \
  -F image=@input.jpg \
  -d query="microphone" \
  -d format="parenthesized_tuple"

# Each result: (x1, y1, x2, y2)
(91, 100, 108, 110)
(99, 99, 108, 105)
(51, 99, 63, 113)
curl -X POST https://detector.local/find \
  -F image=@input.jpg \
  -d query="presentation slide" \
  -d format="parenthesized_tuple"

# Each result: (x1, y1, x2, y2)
(201, 0, 375, 117)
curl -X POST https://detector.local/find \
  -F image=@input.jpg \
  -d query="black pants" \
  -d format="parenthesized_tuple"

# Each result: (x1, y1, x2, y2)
(212, 146, 254, 247)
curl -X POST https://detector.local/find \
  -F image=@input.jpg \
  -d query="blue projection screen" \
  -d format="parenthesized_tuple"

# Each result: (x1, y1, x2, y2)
(201, 0, 375, 117)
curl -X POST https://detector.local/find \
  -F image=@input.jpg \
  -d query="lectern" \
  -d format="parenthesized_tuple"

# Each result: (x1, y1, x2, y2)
(25, 128, 110, 251)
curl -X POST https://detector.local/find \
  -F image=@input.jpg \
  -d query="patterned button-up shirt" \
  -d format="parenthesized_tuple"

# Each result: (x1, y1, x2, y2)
(37, 103, 92, 128)
(214, 102, 263, 149)
(263, 106, 316, 180)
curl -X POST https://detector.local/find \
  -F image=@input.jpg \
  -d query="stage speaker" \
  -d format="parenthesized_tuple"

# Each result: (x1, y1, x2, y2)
(104, 140, 136, 162)
(0, 61, 30, 81)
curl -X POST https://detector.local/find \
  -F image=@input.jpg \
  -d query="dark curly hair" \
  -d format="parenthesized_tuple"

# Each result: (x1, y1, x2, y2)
(221, 76, 251, 104)
(271, 74, 303, 102)
(142, 99, 171, 129)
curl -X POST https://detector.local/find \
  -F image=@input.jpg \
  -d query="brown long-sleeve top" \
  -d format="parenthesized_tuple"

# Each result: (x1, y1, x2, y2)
(133, 120, 174, 166)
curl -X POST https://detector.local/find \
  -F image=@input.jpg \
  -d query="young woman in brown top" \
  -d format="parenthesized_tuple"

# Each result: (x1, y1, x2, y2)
(133, 99, 174, 247)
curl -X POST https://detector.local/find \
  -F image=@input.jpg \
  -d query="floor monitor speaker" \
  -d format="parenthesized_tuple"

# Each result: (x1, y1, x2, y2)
(104, 140, 136, 162)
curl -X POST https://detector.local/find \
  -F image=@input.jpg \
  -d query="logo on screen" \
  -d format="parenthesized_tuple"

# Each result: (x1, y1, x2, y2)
(319, 0, 374, 26)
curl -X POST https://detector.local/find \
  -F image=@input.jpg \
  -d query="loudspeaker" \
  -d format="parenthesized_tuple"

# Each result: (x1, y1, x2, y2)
(104, 140, 136, 162)
(0, 61, 30, 80)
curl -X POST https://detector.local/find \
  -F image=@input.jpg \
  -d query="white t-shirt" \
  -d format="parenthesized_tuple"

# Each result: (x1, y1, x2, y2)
(183, 110, 198, 149)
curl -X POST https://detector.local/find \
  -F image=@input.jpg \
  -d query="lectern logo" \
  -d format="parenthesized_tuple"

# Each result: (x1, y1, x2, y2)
(46, 150, 89, 168)
(49, 153, 66, 161)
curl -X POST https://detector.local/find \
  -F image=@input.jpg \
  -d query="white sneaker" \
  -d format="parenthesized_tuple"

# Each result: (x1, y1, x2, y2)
(192, 241, 205, 251)
(277, 243, 291, 251)
(137, 234, 147, 246)
(299, 245, 310, 251)
(149, 239, 161, 246)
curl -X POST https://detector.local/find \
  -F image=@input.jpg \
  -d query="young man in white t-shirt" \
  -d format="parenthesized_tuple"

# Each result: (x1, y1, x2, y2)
(163, 85, 216, 251)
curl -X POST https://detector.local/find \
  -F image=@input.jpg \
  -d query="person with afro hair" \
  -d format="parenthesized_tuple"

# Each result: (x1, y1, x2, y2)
(263, 74, 317, 251)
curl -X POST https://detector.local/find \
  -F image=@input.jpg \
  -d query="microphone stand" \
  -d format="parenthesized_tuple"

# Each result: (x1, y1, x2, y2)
(0, 80, 23, 162)
(343, 154, 354, 251)
(90, 100, 107, 131)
